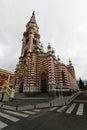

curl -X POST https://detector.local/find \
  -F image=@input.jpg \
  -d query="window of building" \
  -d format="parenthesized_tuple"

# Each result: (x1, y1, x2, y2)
(24, 49, 28, 56)
(25, 39, 29, 45)
(33, 38, 37, 45)
(61, 70, 65, 83)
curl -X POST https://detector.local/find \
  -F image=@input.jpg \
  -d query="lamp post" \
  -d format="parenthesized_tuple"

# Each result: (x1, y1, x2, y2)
(69, 82, 73, 95)
(57, 84, 64, 104)
(60, 84, 64, 104)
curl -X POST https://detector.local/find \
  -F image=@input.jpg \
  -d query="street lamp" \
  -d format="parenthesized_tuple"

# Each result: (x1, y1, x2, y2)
(57, 84, 64, 104)
(60, 84, 64, 104)
(69, 82, 73, 95)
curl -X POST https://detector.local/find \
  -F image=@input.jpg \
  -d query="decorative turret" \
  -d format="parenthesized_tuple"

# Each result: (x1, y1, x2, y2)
(68, 59, 75, 78)
(57, 55, 61, 63)
(47, 42, 52, 51)
(52, 48, 55, 54)
(52, 48, 56, 59)
(47, 43, 53, 57)
(40, 44, 44, 52)
(69, 59, 72, 65)
(57, 56, 60, 61)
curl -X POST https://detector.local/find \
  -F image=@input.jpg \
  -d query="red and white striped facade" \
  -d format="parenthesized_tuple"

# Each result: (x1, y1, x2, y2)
(14, 12, 79, 96)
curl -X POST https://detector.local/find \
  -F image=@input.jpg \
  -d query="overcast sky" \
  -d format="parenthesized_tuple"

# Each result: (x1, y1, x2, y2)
(0, 0, 87, 80)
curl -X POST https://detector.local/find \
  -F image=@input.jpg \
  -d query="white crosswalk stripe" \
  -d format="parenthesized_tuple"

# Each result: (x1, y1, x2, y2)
(50, 107, 58, 111)
(5, 110, 28, 117)
(57, 106, 67, 112)
(0, 109, 41, 129)
(22, 110, 36, 115)
(0, 112, 20, 122)
(49, 103, 85, 116)
(0, 121, 8, 129)
(66, 103, 76, 114)
(76, 104, 84, 116)
(65, 103, 84, 116)
(33, 109, 41, 112)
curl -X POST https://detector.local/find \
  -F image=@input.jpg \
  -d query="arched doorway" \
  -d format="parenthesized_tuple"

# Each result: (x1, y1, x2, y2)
(19, 82, 24, 93)
(41, 72, 47, 93)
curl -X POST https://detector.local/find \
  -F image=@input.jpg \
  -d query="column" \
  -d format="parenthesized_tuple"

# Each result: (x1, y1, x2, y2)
(47, 56, 56, 96)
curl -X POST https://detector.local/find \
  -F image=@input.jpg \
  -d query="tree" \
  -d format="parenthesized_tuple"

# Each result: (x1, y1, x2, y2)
(79, 78, 84, 89)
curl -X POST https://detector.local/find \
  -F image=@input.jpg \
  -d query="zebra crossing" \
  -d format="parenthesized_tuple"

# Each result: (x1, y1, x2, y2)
(0, 103, 86, 129)
(0, 109, 40, 129)
(49, 103, 86, 116)
(66, 103, 76, 114)
(76, 104, 84, 116)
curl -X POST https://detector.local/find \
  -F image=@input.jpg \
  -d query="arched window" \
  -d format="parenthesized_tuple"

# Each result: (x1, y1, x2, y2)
(24, 49, 28, 56)
(33, 38, 37, 45)
(61, 70, 65, 83)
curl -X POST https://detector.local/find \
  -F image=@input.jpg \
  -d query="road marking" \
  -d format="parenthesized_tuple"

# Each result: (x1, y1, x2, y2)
(33, 109, 40, 112)
(57, 106, 67, 112)
(76, 104, 84, 116)
(66, 103, 76, 114)
(0, 121, 8, 129)
(22, 111, 36, 115)
(0, 112, 19, 122)
(50, 107, 58, 111)
(5, 110, 28, 117)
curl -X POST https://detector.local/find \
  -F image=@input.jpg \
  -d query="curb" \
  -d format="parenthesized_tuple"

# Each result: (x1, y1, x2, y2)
(65, 91, 81, 105)
(0, 92, 81, 111)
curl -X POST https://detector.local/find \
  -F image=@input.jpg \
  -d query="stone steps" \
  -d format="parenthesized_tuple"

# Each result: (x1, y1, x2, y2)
(2, 92, 53, 107)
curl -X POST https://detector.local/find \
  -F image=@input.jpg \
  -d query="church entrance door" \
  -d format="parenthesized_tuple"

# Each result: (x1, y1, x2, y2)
(19, 82, 24, 93)
(41, 80, 47, 92)
(41, 72, 47, 93)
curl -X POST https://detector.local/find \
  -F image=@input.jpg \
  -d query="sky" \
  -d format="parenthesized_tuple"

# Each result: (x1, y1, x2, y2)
(0, 0, 87, 80)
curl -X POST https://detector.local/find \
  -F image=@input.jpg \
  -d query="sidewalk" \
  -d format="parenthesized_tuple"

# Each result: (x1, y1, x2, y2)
(50, 91, 81, 106)
(0, 91, 81, 111)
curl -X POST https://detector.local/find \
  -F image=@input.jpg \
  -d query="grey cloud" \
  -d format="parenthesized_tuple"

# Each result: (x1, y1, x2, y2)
(0, 0, 87, 80)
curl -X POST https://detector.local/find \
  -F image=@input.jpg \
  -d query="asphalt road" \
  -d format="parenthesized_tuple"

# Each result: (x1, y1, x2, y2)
(1, 91, 87, 130)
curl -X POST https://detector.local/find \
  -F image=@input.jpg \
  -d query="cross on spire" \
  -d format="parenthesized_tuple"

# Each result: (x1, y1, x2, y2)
(32, 11, 35, 16)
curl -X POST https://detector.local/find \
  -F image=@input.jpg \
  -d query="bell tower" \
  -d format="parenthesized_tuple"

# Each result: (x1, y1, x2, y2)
(21, 11, 40, 57)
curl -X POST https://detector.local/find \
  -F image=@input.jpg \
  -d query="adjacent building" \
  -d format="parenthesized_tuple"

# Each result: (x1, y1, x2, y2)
(0, 68, 14, 88)
(14, 12, 79, 96)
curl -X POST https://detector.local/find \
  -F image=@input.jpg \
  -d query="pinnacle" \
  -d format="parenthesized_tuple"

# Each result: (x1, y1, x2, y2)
(30, 11, 36, 23)
(32, 11, 35, 16)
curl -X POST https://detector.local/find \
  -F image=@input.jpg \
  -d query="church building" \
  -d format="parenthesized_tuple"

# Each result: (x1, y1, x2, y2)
(14, 12, 79, 96)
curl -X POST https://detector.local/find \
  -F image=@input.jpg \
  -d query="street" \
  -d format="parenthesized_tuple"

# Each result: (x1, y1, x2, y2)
(0, 91, 87, 130)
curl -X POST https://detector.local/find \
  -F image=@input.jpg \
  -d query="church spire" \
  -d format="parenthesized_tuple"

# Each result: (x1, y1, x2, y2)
(29, 11, 36, 24)
(26, 11, 38, 28)
(21, 12, 40, 53)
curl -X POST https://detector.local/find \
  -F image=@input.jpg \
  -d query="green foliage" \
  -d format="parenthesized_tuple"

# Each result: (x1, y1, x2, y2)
(81, 85, 87, 90)
(79, 78, 84, 90)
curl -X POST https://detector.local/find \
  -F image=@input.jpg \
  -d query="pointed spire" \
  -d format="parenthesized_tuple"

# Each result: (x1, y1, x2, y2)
(32, 11, 35, 16)
(30, 11, 36, 23)
(26, 11, 39, 31)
